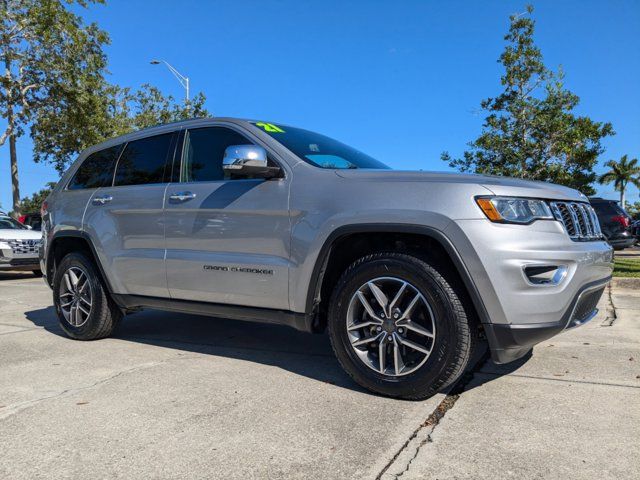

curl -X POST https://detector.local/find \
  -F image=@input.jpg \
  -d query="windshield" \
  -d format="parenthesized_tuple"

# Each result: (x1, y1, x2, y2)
(252, 122, 390, 170)
(0, 216, 26, 230)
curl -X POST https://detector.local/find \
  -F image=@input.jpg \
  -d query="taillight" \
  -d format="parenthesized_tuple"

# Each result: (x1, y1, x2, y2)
(611, 215, 630, 228)
(18, 215, 26, 224)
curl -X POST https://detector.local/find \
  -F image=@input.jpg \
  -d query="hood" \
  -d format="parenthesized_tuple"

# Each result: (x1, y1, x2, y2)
(334, 170, 586, 202)
(0, 228, 42, 240)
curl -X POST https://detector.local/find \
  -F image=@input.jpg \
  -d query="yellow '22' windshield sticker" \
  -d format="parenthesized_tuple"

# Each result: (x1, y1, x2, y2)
(255, 122, 285, 133)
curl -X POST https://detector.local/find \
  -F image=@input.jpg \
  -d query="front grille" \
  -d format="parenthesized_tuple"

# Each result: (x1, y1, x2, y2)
(6, 239, 41, 255)
(550, 202, 603, 241)
(569, 286, 606, 327)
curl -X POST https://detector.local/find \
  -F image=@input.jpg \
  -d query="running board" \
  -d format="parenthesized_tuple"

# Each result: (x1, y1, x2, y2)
(111, 294, 313, 333)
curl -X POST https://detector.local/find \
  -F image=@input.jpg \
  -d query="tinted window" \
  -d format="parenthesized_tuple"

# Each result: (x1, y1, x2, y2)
(114, 133, 174, 186)
(251, 121, 389, 170)
(182, 127, 270, 182)
(68, 145, 122, 190)
(592, 201, 626, 217)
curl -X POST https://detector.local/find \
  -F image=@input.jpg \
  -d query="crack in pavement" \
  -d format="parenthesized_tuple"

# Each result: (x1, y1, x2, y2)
(0, 355, 198, 421)
(375, 351, 490, 480)
(377, 287, 635, 478)
(476, 371, 640, 389)
(390, 394, 460, 479)
(601, 283, 618, 327)
(0, 327, 42, 336)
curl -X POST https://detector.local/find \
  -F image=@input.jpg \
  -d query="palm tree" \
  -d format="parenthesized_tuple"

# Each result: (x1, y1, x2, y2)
(598, 155, 640, 206)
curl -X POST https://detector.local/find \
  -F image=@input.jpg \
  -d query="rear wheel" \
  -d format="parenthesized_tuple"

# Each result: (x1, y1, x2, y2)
(328, 252, 474, 400)
(53, 252, 121, 340)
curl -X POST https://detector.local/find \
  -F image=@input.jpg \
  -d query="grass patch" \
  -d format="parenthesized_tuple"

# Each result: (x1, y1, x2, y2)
(613, 257, 640, 278)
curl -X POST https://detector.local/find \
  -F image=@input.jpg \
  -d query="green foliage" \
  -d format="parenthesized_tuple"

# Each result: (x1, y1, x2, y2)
(127, 84, 209, 132)
(2, 0, 210, 185)
(1, 0, 109, 212)
(0, 0, 108, 147)
(598, 155, 640, 206)
(613, 257, 640, 278)
(442, 5, 614, 195)
(624, 201, 640, 220)
(32, 82, 210, 173)
(18, 182, 57, 213)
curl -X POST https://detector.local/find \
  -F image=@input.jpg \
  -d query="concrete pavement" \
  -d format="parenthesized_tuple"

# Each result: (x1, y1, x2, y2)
(0, 271, 638, 479)
(378, 281, 640, 479)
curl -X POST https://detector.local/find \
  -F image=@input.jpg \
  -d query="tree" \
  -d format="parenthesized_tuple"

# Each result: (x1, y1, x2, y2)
(442, 5, 614, 195)
(17, 181, 56, 213)
(127, 84, 208, 132)
(31, 83, 210, 173)
(624, 201, 640, 220)
(1, 0, 110, 214)
(599, 155, 640, 206)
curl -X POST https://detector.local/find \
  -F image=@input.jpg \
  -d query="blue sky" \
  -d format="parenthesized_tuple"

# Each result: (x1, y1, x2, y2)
(1, 0, 639, 210)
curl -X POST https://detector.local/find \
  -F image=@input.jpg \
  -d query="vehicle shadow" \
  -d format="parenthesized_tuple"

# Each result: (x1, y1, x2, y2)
(24, 307, 532, 398)
(0, 271, 40, 281)
(25, 306, 364, 393)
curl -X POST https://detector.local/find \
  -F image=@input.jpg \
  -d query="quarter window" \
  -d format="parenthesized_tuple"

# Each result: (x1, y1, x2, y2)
(67, 144, 123, 190)
(114, 133, 174, 186)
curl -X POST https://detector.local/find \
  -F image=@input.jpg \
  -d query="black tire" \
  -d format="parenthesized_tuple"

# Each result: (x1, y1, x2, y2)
(32, 269, 43, 277)
(53, 252, 122, 340)
(328, 252, 474, 400)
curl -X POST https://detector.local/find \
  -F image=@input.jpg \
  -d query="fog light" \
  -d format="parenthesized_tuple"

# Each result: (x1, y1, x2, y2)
(523, 265, 568, 286)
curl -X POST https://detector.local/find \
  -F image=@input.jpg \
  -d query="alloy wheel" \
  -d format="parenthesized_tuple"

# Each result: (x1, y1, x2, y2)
(346, 276, 436, 376)
(58, 266, 93, 327)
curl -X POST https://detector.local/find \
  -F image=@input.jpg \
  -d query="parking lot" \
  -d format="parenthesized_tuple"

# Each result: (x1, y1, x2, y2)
(1, 271, 638, 479)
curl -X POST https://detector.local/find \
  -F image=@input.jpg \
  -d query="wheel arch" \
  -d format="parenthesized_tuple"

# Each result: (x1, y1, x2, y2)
(46, 231, 114, 294)
(305, 224, 492, 333)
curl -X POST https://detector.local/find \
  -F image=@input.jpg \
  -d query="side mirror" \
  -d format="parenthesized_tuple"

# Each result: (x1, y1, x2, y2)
(222, 145, 281, 179)
(25, 225, 33, 230)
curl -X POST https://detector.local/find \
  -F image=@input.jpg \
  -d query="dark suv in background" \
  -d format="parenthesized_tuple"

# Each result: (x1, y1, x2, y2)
(589, 198, 636, 250)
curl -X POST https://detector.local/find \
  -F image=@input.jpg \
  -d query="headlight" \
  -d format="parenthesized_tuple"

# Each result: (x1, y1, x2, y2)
(475, 196, 554, 224)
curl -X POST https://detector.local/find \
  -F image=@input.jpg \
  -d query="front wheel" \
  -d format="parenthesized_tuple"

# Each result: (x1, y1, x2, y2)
(53, 252, 122, 340)
(328, 252, 474, 400)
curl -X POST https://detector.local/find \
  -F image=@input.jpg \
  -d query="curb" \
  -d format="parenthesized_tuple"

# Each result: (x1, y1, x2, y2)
(611, 277, 640, 289)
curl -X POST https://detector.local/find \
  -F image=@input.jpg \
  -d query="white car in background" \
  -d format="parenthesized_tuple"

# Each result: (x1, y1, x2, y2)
(0, 213, 42, 275)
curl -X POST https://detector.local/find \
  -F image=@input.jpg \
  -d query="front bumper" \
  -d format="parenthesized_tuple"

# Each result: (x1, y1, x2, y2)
(0, 258, 40, 270)
(483, 277, 609, 363)
(607, 234, 636, 249)
(1, 247, 40, 271)
(446, 218, 613, 363)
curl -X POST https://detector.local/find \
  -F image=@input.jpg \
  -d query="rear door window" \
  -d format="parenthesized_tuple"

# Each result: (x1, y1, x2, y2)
(67, 144, 123, 190)
(114, 133, 175, 186)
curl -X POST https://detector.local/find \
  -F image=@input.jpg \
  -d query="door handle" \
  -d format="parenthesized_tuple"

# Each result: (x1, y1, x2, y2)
(169, 191, 197, 203)
(92, 195, 113, 205)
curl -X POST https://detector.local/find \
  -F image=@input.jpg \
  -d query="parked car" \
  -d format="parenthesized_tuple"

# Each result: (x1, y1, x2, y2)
(40, 118, 613, 399)
(0, 213, 43, 275)
(631, 219, 640, 243)
(17, 212, 42, 231)
(588, 198, 636, 250)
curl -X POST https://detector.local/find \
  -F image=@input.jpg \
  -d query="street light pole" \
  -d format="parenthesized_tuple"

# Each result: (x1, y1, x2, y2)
(150, 59, 190, 102)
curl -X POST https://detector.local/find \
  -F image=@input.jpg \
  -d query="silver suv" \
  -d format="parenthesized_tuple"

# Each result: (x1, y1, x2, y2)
(40, 118, 613, 399)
